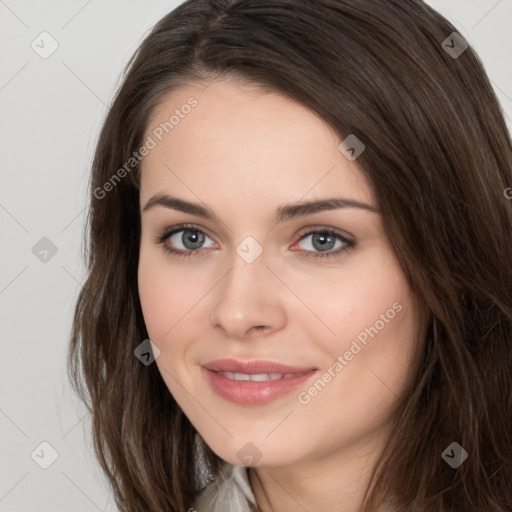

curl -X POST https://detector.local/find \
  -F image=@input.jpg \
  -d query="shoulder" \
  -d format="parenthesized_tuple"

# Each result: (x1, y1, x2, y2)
(192, 462, 257, 512)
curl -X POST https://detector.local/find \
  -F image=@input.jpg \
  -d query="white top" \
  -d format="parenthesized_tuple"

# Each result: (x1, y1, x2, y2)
(193, 462, 257, 512)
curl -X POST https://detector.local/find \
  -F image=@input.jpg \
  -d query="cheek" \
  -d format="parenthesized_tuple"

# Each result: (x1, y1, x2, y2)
(138, 247, 187, 342)
(137, 246, 213, 365)
(290, 249, 419, 413)
(288, 250, 408, 352)
(138, 256, 196, 396)
(289, 292, 417, 455)
(138, 254, 163, 338)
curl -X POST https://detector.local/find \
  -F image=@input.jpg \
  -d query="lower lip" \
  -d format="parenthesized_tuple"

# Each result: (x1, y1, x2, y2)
(202, 367, 317, 405)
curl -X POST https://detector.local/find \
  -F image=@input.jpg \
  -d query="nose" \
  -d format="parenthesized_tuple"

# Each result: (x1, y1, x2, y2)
(208, 249, 287, 340)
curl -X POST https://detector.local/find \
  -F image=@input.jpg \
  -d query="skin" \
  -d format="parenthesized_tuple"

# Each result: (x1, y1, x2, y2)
(138, 78, 424, 512)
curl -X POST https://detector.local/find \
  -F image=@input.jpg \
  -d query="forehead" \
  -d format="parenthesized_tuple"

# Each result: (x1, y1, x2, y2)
(140, 79, 374, 209)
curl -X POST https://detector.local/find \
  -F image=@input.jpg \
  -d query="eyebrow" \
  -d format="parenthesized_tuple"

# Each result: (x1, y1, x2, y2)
(142, 194, 378, 223)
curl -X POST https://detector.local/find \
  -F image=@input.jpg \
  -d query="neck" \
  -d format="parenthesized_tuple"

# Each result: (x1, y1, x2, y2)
(247, 426, 391, 512)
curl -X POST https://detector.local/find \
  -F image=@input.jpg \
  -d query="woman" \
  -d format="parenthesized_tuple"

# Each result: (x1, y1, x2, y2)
(68, 1, 512, 511)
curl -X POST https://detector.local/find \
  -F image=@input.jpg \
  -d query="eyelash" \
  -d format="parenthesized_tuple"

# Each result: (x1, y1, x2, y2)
(154, 223, 356, 260)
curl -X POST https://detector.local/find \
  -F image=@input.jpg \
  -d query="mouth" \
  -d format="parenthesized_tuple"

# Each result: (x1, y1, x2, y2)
(201, 359, 318, 405)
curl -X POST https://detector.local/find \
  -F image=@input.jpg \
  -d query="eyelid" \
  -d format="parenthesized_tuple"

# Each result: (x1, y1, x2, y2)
(155, 223, 218, 248)
(295, 225, 354, 242)
(156, 223, 354, 242)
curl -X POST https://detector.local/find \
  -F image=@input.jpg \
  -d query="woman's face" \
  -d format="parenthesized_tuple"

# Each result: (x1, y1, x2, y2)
(138, 78, 423, 468)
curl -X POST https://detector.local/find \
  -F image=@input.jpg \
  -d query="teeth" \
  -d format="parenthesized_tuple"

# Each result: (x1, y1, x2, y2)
(248, 373, 270, 381)
(218, 371, 307, 381)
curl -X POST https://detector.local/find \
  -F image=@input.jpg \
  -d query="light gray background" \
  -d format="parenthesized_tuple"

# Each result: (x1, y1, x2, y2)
(1, 1, 511, 510)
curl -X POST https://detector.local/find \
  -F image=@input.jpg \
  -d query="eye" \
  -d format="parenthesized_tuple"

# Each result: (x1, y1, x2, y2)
(155, 224, 355, 260)
(292, 228, 355, 259)
(155, 224, 216, 258)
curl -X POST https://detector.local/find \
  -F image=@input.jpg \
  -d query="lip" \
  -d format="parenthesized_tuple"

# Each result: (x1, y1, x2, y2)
(202, 358, 316, 374)
(201, 359, 318, 405)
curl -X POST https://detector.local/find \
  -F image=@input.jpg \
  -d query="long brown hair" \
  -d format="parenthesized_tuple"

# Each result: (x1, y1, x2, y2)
(67, 1, 512, 510)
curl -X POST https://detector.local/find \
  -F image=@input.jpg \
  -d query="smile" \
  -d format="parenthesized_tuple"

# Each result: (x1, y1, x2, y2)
(201, 359, 318, 405)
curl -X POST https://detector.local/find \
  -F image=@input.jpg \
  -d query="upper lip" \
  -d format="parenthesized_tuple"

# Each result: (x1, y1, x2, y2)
(202, 358, 317, 374)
